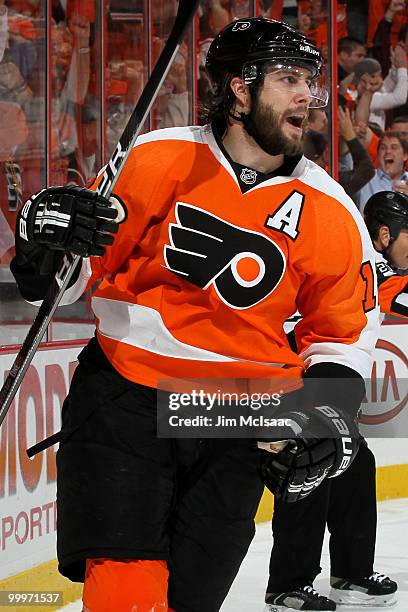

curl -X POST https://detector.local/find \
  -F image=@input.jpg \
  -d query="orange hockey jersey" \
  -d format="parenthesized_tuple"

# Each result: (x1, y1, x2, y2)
(60, 125, 380, 388)
(375, 253, 408, 318)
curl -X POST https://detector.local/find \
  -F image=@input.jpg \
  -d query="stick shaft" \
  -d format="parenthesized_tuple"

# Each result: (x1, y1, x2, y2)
(0, 0, 199, 425)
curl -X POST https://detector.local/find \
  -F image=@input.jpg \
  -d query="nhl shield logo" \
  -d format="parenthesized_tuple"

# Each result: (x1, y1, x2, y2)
(240, 168, 257, 185)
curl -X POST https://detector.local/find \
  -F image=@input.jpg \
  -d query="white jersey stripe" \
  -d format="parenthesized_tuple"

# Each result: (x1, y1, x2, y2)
(299, 162, 380, 378)
(92, 297, 287, 367)
(396, 293, 408, 308)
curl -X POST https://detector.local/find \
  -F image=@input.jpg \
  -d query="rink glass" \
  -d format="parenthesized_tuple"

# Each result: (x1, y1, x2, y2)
(1, 0, 388, 347)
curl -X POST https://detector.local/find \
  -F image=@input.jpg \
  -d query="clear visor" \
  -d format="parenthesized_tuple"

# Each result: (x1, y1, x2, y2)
(243, 63, 329, 109)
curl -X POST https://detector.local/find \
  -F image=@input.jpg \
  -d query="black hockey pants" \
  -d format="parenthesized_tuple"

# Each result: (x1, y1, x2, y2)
(56, 337, 265, 612)
(267, 441, 377, 593)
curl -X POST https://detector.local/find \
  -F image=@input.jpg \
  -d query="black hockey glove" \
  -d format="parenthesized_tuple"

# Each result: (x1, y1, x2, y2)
(16, 185, 125, 258)
(259, 405, 360, 503)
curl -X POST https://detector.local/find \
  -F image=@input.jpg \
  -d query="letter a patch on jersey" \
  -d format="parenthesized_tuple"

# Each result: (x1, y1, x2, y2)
(265, 190, 304, 240)
(164, 203, 286, 309)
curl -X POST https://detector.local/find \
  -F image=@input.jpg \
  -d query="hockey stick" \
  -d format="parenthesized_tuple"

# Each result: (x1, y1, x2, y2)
(0, 0, 200, 426)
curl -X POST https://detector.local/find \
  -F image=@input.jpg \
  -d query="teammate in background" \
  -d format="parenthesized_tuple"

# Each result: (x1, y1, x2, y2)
(264, 190, 407, 612)
(366, 190, 408, 310)
(10, 18, 380, 612)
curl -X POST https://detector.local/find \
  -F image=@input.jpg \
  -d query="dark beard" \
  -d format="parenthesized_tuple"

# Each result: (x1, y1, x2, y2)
(243, 97, 307, 157)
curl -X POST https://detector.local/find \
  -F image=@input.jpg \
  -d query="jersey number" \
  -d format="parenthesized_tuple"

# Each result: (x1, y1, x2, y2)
(360, 261, 376, 313)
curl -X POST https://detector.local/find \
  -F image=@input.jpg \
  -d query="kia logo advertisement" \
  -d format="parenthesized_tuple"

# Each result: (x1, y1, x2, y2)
(360, 338, 408, 428)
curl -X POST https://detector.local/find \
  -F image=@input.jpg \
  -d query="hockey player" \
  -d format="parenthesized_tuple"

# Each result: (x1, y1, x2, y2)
(11, 18, 380, 612)
(366, 190, 408, 315)
(265, 190, 407, 612)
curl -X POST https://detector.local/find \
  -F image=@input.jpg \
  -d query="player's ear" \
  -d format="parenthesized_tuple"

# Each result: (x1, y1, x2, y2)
(230, 76, 251, 113)
(378, 225, 391, 248)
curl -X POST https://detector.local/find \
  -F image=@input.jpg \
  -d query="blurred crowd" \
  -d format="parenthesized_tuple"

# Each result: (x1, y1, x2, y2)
(198, 0, 408, 215)
(0, 0, 407, 325)
(305, 0, 408, 216)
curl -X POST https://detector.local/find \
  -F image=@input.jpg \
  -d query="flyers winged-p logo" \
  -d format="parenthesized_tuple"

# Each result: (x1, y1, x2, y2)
(164, 203, 286, 309)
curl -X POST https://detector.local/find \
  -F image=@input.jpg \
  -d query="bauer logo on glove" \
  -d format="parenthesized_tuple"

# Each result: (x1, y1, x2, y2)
(17, 185, 127, 258)
(259, 404, 360, 503)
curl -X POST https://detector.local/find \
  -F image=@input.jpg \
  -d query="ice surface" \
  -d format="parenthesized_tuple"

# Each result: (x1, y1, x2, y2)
(58, 498, 408, 612)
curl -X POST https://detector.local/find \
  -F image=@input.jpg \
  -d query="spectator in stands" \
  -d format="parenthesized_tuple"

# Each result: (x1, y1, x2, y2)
(152, 0, 178, 29)
(338, 105, 376, 198)
(308, 107, 327, 132)
(157, 45, 189, 128)
(303, 130, 328, 168)
(367, 0, 407, 49)
(107, 7, 144, 64)
(105, 41, 188, 153)
(66, 101, 99, 185)
(392, 24, 408, 117)
(0, 87, 29, 229)
(336, 0, 348, 39)
(230, 0, 252, 19)
(346, 0, 369, 43)
(0, 98, 27, 204)
(354, 120, 384, 167)
(198, 0, 231, 40)
(400, 21, 408, 44)
(198, 37, 213, 120)
(337, 37, 367, 110)
(105, 54, 147, 158)
(307, 0, 329, 53)
(391, 114, 408, 140)
(0, 51, 32, 112)
(151, 37, 189, 129)
(0, 0, 47, 205)
(50, 14, 91, 183)
(297, 8, 312, 37)
(353, 60, 384, 126)
(6, 1, 39, 82)
(106, 58, 144, 111)
(260, 0, 283, 21)
(0, 7, 31, 242)
(354, 50, 408, 131)
(357, 131, 408, 211)
(0, 99, 28, 262)
(372, 0, 407, 76)
(337, 36, 367, 83)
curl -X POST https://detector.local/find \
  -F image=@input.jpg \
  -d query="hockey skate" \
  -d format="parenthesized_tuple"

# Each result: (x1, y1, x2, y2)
(264, 585, 336, 611)
(330, 572, 397, 607)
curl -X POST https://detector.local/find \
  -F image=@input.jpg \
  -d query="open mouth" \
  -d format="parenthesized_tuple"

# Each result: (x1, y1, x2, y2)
(384, 157, 395, 165)
(285, 115, 305, 130)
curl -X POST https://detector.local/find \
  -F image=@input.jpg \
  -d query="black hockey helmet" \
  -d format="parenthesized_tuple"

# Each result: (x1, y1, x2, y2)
(205, 17, 323, 90)
(364, 190, 408, 241)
